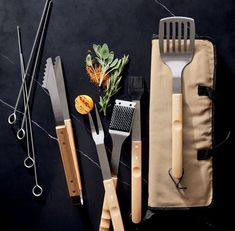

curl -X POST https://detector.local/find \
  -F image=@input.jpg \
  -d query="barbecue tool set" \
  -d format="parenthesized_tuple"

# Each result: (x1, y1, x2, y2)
(6, 1, 212, 227)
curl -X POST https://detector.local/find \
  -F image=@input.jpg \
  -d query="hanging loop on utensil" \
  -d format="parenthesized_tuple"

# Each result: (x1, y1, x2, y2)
(32, 184, 43, 197)
(168, 168, 187, 190)
(8, 113, 17, 124)
(17, 128, 26, 140)
(24, 156, 34, 168)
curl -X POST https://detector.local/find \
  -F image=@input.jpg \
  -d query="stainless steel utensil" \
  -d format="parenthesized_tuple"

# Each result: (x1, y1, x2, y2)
(16, 0, 52, 140)
(99, 99, 136, 230)
(42, 57, 83, 204)
(88, 106, 124, 231)
(17, 26, 43, 197)
(8, 0, 51, 127)
(17, 26, 34, 169)
(159, 16, 195, 179)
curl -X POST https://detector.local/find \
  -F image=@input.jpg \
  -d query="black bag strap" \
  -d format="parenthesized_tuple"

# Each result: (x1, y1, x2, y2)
(197, 131, 231, 160)
(198, 85, 216, 101)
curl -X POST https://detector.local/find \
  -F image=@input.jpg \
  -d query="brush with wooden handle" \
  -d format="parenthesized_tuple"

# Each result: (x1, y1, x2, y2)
(128, 76, 144, 224)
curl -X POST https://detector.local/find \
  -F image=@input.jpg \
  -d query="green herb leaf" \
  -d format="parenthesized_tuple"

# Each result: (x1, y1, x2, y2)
(100, 43, 109, 59)
(108, 52, 114, 63)
(86, 54, 92, 66)
(110, 58, 118, 68)
(94, 44, 102, 58)
(93, 44, 98, 53)
(88, 43, 129, 116)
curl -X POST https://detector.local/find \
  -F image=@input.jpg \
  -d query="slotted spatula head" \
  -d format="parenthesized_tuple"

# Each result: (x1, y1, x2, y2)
(159, 17, 195, 57)
(158, 16, 195, 93)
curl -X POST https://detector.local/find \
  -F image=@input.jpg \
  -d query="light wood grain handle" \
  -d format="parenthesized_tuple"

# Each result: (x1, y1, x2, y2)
(131, 141, 142, 224)
(56, 119, 82, 198)
(64, 119, 82, 192)
(172, 93, 183, 179)
(99, 177, 118, 231)
(103, 178, 124, 231)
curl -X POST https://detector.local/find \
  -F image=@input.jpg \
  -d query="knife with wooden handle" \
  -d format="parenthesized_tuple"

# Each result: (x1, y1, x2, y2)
(42, 57, 83, 204)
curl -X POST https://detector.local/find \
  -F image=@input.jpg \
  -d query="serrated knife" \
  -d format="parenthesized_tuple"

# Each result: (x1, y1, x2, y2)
(42, 57, 83, 204)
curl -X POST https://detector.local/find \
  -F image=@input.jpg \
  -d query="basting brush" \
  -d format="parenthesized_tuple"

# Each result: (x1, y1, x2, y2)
(128, 76, 144, 224)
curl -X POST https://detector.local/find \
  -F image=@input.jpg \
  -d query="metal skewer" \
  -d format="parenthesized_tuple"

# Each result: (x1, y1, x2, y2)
(17, 0, 52, 140)
(17, 26, 43, 197)
(17, 26, 34, 168)
(8, 0, 51, 126)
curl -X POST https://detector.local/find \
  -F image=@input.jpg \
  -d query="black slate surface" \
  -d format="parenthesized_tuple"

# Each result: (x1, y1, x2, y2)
(0, 0, 234, 230)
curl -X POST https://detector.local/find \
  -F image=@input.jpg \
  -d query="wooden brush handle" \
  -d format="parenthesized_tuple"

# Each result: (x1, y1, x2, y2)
(131, 141, 142, 224)
(172, 94, 183, 179)
(102, 178, 124, 231)
(99, 177, 118, 231)
(56, 119, 82, 198)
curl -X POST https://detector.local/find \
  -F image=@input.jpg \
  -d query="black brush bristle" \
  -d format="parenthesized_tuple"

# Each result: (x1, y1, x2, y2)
(109, 104, 135, 132)
(128, 76, 144, 100)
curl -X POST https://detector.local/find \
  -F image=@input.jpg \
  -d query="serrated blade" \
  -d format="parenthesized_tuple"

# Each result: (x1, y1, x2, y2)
(53, 56, 70, 120)
(42, 58, 64, 125)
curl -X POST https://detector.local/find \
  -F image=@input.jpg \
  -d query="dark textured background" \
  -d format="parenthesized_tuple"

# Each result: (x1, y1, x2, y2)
(0, 0, 234, 230)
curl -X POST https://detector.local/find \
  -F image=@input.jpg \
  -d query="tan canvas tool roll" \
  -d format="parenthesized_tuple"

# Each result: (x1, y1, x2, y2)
(148, 38, 215, 209)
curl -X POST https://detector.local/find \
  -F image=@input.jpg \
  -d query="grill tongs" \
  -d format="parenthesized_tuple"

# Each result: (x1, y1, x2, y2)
(88, 106, 124, 231)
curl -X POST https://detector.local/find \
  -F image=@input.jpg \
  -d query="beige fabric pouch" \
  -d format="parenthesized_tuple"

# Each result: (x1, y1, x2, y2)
(148, 38, 215, 210)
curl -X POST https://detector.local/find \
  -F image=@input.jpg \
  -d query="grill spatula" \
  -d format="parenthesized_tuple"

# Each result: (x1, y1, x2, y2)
(159, 17, 195, 179)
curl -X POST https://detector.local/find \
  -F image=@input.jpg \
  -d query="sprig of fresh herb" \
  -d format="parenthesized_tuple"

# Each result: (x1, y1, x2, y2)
(85, 43, 129, 115)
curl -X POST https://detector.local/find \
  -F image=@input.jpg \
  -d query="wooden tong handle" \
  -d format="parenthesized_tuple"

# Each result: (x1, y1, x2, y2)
(99, 177, 118, 231)
(102, 178, 124, 231)
(56, 119, 82, 198)
(172, 94, 183, 179)
(131, 141, 142, 224)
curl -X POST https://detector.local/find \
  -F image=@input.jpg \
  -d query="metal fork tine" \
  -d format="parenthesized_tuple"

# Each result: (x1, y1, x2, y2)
(95, 105, 103, 132)
(88, 112, 96, 134)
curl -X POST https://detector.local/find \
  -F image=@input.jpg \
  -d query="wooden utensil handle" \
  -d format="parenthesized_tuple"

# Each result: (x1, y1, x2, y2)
(56, 119, 82, 197)
(64, 119, 82, 191)
(131, 141, 142, 224)
(172, 93, 183, 179)
(99, 177, 118, 231)
(103, 178, 124, 231)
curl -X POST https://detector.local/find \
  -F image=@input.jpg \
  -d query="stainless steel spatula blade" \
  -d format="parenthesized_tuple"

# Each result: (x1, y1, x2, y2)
(159, 16, 195, 179)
